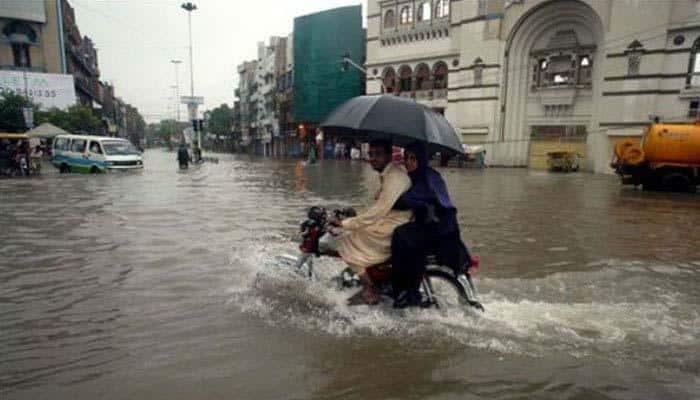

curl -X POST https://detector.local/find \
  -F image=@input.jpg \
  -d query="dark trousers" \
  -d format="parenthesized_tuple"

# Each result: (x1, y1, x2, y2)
(391, 222, 429, 296)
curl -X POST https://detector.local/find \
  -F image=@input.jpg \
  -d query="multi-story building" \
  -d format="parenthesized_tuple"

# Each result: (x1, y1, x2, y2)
(0, 0, 63, 73)
(294, 5, 364, 157)
(251, 36, 285, 156)
(365, 0, 700, 172)
(236, 60, 258, 152)
(60, 0, 101, 108)
(275, 32, 297, 156)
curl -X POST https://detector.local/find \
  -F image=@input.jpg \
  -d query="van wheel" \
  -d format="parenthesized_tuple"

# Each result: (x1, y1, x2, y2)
(90, 166, 100, 174)
(662, 172, 694, 193)
(60, 164, 70, 173)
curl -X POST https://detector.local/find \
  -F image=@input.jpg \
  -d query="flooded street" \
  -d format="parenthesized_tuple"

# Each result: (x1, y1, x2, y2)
(1, 149, 699, 399)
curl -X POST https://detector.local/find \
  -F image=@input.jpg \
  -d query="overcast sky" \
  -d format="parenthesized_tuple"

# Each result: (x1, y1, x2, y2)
(70, 0, 367, 122)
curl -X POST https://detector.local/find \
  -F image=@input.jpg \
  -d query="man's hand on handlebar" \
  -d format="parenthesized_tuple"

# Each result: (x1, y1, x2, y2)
(326, 216, 342, 227)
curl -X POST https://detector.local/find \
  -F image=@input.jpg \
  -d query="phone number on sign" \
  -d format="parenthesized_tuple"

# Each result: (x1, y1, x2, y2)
(0, 87, 58, 98)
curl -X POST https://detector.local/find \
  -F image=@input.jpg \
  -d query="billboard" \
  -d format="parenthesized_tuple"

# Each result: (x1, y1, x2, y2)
(0, 2, 46, 23)
(0, 70, 77, 110)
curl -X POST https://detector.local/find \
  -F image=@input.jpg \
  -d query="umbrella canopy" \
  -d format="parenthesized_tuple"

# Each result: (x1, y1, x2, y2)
(321, 95, 463, 154)
(25, 122, 69, 139)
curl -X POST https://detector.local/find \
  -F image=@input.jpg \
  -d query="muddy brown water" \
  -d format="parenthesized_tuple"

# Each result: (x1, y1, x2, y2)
(1, 150, 699, 399)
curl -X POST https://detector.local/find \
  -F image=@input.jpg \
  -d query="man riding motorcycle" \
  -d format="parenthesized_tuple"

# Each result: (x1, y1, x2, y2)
(325, 139, 412, 305)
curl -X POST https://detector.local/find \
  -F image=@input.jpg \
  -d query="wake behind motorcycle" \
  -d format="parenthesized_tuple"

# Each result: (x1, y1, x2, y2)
(280, 206, 485, 312)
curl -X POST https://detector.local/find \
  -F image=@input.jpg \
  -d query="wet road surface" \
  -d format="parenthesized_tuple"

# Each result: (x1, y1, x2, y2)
(1, 149, 699, 399)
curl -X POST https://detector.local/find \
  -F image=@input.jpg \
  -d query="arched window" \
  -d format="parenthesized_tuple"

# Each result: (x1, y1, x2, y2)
(433, 62, 448, 90)
(417, 2, 431, 22)
(383, 67, 396, 94)
(415, 63, 431, 90)
(400, 6, 413, 25)
(435, 0, 450, 19)
(384, 9, 395, 29)
(398, 65, 413, 92)
(688, 38, 700, 88)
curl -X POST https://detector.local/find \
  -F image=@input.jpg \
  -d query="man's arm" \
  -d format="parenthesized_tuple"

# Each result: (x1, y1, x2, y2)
(341, 167, 411, 231)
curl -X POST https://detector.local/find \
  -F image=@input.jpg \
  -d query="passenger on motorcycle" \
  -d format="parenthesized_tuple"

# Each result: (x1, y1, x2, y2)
(391, 142, 471, 308)
(326, 139, 412, 305)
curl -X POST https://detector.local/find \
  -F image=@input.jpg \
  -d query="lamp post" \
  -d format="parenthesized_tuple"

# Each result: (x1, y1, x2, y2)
(181, 2, 196, 98)
(170, 59, 182, 121)
(180, 2, 200, 150)
(341, 50, 385, 92)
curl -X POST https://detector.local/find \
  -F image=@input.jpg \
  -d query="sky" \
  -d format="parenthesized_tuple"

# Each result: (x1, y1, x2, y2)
(69, 0, 368, 122)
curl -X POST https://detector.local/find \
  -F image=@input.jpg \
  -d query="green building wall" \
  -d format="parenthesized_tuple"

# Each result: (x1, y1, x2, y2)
(293, 5, 363, 124)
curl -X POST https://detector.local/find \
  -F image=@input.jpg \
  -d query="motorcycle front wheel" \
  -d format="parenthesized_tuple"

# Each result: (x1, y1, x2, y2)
(423, 269, 468, 309)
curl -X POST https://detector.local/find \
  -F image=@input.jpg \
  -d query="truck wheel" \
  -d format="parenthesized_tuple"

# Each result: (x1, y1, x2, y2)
(662, 172, 694, 193)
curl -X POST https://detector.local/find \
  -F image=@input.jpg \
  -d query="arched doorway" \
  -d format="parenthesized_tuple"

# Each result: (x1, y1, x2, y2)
(499, 0, 604, 169)
(382, 67, 396, 94)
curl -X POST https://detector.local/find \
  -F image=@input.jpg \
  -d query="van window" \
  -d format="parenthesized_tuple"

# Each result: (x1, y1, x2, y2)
(71, 139, 87, 153)
(54, 137, 66, 150)
(89, 141, 103, 154)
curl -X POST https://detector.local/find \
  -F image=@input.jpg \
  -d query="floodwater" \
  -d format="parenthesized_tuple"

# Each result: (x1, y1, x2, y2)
(1, 149, 699, 400)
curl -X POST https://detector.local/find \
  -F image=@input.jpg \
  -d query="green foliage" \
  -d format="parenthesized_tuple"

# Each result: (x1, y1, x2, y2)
(145, 119, 188, 145)
(35, 105, 103, 135)
(204, 104, 233, 137)
(0, 91, 35, 132)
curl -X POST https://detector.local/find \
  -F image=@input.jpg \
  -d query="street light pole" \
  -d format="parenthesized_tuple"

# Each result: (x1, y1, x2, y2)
(181, 2, 199, 150)
(342, 51, 386, 92)
(181, 2, 196, 98)
(171, 59, 182, 121)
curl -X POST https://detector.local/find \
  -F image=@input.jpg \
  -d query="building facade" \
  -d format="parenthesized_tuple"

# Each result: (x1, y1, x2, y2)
(366, 0, 700, 172)
(0, 0, 63, 74)
(275, 32, 297, 156)
(252, 36, 286, 156)
(235, 60, 258, 152)
(294, 6, 364, 132)
(60, 0, 101, 108)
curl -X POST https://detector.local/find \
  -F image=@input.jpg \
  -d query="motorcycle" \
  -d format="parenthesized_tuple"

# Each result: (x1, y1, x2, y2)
(282, 206, 485, 312)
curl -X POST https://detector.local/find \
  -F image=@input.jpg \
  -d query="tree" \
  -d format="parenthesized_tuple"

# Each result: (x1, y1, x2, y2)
(0, 91, 35, 132)
(145, 119, 188, 147)
(205, 103, 233, 137)
(35, 105, 102, 135)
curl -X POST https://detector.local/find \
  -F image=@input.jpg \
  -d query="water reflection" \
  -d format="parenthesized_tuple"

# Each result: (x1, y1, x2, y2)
(0, 150, 698, 399)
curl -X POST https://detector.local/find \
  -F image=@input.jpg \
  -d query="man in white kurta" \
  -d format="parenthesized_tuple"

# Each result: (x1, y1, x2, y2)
(337, 162, 411, 272)
(327, 140, 412, 304)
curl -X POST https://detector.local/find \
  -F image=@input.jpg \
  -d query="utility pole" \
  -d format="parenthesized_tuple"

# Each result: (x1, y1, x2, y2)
(181, 2, 200, 150)
(182, 2, 196, 98)
(171, 60, 182, 121)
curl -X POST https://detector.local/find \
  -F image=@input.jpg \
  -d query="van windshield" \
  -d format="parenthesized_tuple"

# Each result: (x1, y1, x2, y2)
(102, 141, 140, 156)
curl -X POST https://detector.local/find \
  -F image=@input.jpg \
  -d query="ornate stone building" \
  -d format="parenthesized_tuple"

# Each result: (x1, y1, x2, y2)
(365, 0, 700, 172)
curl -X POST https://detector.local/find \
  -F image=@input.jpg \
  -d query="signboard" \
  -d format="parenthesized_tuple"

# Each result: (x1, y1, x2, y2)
(180, 96, 204, 105)
(0, 71, 76, 110)
(0, 2, 46, 23)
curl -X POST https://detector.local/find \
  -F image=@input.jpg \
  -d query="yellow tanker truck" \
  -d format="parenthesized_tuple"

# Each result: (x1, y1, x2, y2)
(611, 122, 700, 192)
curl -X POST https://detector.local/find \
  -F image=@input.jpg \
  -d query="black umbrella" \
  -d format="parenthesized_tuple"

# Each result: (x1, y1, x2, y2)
(321, 95, 463, 154)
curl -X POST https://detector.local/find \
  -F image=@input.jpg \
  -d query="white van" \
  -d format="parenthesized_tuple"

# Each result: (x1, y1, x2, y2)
(52, 135, 143, 173)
